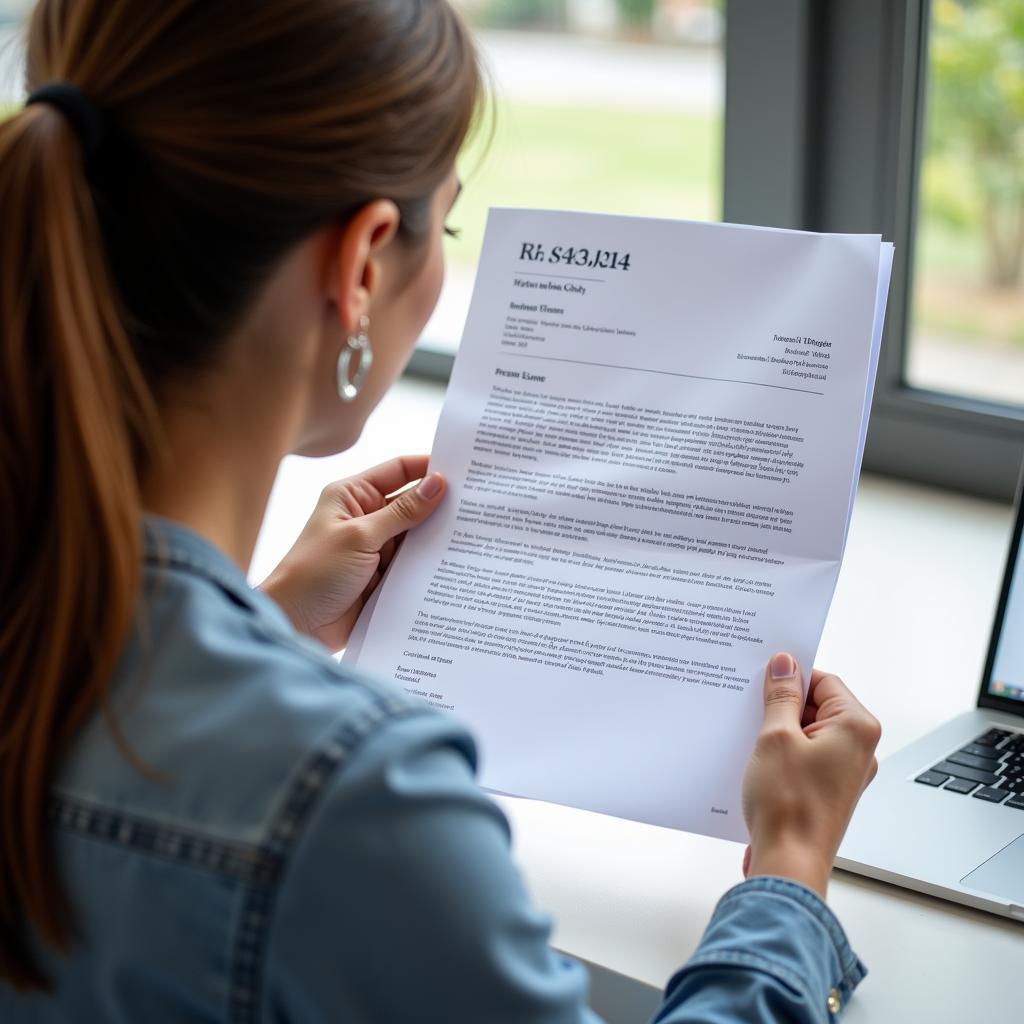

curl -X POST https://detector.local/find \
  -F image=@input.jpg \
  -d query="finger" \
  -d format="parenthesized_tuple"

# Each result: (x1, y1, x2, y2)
(804, 673, 882, 758)
(378, 537, 398, 573)
(800, 672, 832, 727)
(355, 472, 446, 549)
(806, 671, 869, 723)
(348, 455, 431, 499)
(761, 652, 804, 732)
(800, 696, 819, 730)
(742, 845, 752, 878)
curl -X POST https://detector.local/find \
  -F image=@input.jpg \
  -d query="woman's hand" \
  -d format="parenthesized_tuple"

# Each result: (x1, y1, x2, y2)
(741, 653, 881, 898)
(261, 455, 445, 652)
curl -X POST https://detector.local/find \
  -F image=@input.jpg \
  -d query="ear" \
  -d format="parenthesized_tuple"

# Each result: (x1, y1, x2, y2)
(326, 199, 401, 334)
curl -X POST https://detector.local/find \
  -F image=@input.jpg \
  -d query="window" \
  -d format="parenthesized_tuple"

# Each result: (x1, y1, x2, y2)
(866, 0, 1024, 500)
(907, 0, 1024, 408)
(416, 0, 726, 373)
(723, 0, 1024, 501)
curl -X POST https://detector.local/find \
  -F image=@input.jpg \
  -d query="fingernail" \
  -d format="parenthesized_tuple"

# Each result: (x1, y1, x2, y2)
(417, 473, 443, 499)
(771, 652, 796, 679)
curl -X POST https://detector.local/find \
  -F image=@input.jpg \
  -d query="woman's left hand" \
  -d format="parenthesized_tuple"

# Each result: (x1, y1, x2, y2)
(261, 455, 446, 652)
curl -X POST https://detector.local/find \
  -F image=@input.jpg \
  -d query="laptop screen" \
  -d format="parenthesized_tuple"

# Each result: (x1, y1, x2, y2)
(988, 517, 1024, 704)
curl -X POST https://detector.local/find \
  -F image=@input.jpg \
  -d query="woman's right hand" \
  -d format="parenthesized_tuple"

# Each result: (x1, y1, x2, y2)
(741, 653, 881, 898)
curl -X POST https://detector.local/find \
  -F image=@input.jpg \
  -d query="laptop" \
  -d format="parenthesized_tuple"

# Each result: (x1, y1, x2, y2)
(836, 476, 1024, 920)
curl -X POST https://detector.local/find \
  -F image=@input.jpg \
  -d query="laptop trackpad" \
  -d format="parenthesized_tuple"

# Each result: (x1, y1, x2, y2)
(961, 833, 1024, 902)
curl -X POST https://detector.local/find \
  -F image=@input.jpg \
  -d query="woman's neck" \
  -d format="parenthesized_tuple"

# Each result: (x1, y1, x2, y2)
(141, 373, 301, 573)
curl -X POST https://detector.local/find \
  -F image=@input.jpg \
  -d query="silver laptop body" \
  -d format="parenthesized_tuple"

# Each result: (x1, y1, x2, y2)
(837, 480, 1024, 920)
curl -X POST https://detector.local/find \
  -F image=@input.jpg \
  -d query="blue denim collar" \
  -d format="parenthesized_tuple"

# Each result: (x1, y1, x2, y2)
(142, 514, 292, 631)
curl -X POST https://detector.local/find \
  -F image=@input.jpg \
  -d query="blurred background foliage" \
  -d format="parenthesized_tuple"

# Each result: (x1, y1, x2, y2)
(916, 0, 1024, 349)
(927, 0, 1024, 288)
(463, 0, 721, 39)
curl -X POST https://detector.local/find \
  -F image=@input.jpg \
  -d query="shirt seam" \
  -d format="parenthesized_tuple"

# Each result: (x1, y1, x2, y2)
(145, 544, 258, 615)
(146, 540, 378, 690)
(144, 539, 411, 719)
(716, 878, 863, 987)
(679, 949, 808, 1001)
(53, 698, 438, 1022)
(49, 796, 279, 885)
(143, 516, 408, 697)
(706, 878, 867, 1005)
(226, 697, 428, 1023)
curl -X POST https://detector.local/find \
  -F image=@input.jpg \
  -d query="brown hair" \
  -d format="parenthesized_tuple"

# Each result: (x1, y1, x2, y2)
(0, 0, 481, 991)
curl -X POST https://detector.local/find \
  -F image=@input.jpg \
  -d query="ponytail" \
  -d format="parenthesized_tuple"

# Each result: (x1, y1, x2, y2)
(0, 105, 159, 991)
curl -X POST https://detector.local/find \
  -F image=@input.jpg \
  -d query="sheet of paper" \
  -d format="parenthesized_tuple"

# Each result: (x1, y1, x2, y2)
(348, 209, 891, 842)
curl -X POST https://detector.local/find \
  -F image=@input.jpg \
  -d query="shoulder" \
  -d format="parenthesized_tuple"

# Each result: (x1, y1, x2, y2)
(262, 705, 582, 1022)
(54, 534, 479, 850)
(260, 686, 605, 1023)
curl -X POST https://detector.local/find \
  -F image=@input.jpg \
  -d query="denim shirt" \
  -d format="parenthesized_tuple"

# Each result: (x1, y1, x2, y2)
(1, 517, 866, 1022)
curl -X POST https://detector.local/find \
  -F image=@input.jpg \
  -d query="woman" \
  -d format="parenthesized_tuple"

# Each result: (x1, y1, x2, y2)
(0, 1, 880, 1020)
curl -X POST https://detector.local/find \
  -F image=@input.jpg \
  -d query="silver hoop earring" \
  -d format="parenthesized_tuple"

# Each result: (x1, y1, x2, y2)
(337, 315, 373, 402)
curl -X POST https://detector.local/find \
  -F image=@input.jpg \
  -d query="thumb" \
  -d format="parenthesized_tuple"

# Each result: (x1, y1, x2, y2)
(761, 652, 804, 732)
(357, 473, 446, 549)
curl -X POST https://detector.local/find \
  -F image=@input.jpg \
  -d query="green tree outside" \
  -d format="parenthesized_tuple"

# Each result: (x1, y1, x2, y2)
(615, 0, 657, 26)
(471, 0, 661, 32)
(928, 0, 1024, 288)
(473, 0, 566, 30)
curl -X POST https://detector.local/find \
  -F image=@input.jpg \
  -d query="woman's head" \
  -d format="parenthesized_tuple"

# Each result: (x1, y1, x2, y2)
(24, 0, 477, 447)
(0, 0, 481, 990)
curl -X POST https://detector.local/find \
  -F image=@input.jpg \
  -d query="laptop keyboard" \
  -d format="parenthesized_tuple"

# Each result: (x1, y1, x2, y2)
(915, 728, 1024, 808)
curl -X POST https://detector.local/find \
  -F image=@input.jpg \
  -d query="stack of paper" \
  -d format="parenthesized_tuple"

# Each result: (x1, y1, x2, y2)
(347, 208, 893, 843)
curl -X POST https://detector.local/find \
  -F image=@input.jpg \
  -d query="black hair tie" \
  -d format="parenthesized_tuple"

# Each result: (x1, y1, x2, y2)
(26, 82, 104, 164)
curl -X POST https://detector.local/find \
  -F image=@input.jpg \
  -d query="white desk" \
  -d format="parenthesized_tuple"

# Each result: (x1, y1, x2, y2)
(255, 376, 1024, 1022)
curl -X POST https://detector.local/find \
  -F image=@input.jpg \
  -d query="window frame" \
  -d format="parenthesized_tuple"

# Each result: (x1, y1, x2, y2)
(728, 0, 1024, 501)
